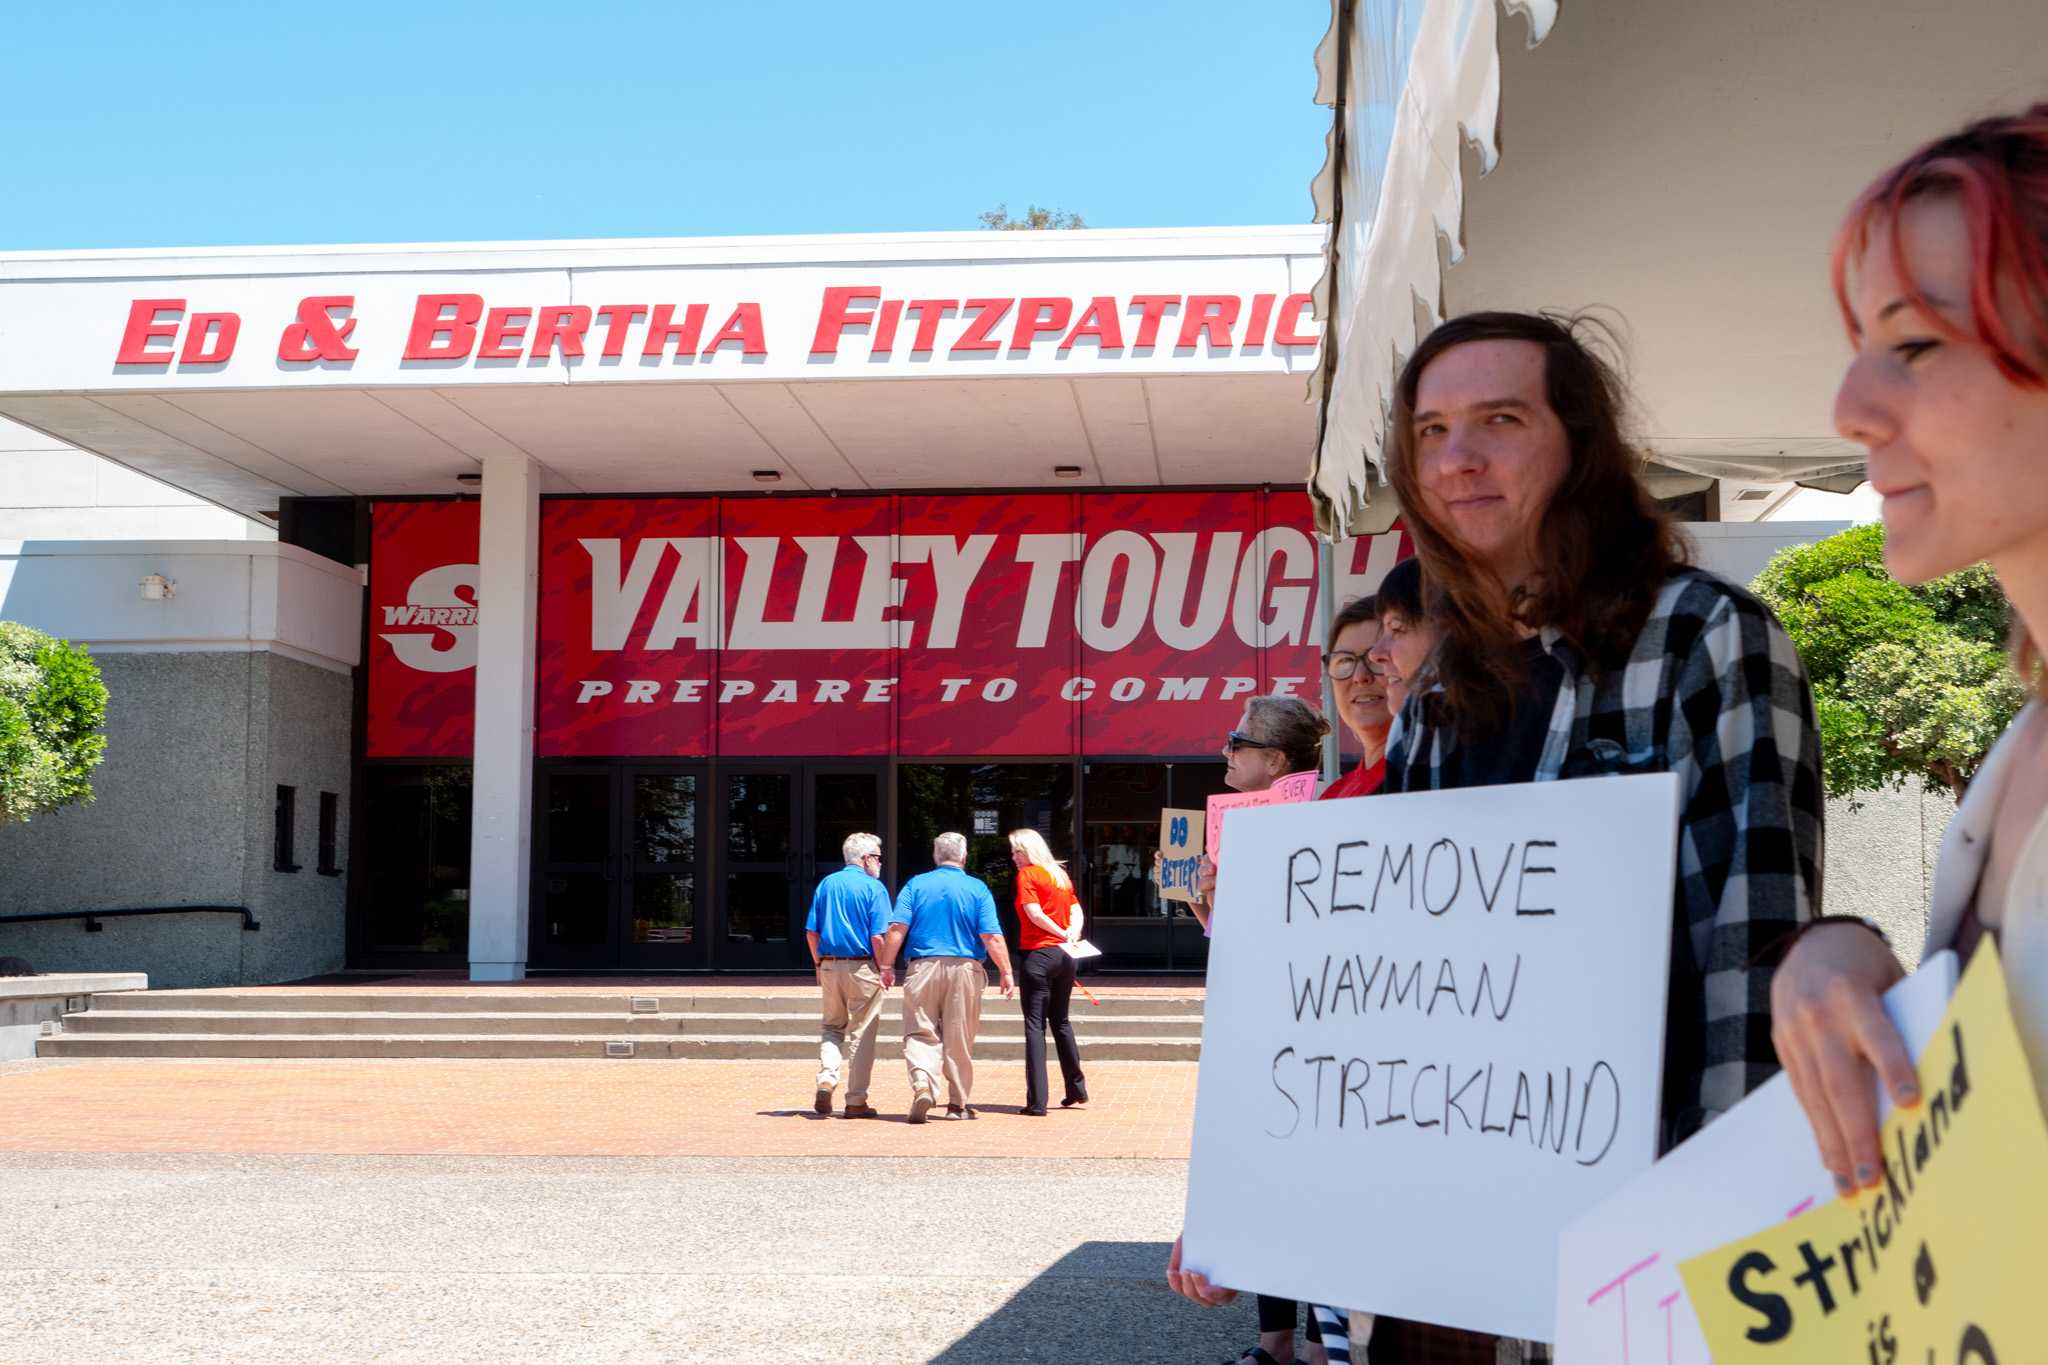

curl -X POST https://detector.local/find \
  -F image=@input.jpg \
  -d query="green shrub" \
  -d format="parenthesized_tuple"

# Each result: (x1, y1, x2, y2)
(0, 622, 109, 825)
(1751, 525, 2023, 802)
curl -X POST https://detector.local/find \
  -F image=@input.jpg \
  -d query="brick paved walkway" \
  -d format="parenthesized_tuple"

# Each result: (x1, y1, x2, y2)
(0, 1058, 1198, 1158)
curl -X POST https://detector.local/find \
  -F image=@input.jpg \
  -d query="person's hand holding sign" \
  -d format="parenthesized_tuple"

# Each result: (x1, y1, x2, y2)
(1770, 921, 1917, 1194)
(1166, 1232, 1236, 1307)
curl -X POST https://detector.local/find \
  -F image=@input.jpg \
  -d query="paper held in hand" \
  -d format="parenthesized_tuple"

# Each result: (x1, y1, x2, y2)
(1679, 944, 2048, 1365)
(1181, 773, 1682, 1343)
(1551, 951, 1960, 1363)
(1204, 770, 1317, 871)
(1061, 940, 1103, 961)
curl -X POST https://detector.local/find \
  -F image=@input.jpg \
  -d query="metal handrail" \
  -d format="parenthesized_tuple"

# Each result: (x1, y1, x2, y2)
(0, 906, 259, 932)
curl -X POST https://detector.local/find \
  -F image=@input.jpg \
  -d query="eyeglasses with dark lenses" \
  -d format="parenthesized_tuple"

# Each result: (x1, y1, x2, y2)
(1225, 730, 1281, 753)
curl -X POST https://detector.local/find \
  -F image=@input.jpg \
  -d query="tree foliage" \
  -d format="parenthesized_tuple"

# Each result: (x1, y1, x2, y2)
(1750, 523, 2022, 802)
(0, 622, 109, 825)
(978, 204, 1087, 231)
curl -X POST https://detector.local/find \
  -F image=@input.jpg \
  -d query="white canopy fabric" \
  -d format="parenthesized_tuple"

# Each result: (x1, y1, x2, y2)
(1306, 0, 1558, 536)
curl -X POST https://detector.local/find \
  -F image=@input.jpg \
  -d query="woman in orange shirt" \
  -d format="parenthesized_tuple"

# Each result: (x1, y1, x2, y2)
(1007, 828, 1087, 1117)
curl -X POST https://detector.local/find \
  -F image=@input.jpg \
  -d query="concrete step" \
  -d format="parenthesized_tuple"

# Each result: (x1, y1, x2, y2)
(35, 1032, 1202, 1062)
(63, 1009, 1203, 1039)
(103, 990, 1206, 1017)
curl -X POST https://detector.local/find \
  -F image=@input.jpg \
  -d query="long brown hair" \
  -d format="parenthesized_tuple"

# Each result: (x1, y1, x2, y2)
(1832, 105, 2048, 694)
(1386, 311, 1688, 728)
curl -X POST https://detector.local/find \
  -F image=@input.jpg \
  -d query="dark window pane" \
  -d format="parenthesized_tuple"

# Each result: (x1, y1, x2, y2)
(633, 775, 697, 864)
(1083, 762, 1170, 917)
(1080, 761, 1230, 971)
(896, 763, 1075, 916)
(543, 872, 609, 946)
(318, 791, 340, 875)
(633, 873, 695, 945)
(812, 773, 881, 868)
(273, 785, 297, 871)
(363, 765, 472, 955)
(546, 774, 612, 863)
(725, 871, 792, 944)
(726, 773, 791, 861)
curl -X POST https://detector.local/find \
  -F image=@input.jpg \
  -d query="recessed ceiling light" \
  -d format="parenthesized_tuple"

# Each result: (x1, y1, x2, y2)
(1053, 465, 1084, 479)
(1735, 488, 1771, 501)
(455, 472, 483, 486)
(752, 469, 782, 483)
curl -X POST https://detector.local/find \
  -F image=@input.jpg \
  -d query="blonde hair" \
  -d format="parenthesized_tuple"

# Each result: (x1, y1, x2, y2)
(1243, 694, 1332, 774)
(1007, 828, 1072, 892)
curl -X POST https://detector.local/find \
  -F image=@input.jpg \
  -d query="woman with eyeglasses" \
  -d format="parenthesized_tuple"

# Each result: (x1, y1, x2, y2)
(1007, 827, 1088, 1117)
(1318, 594, 1394, 801)
(1166, 692, 1339, 1365)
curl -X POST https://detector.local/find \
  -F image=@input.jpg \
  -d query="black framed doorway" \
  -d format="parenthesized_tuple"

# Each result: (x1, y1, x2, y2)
(532, 758, 886, 971)
(717, 761, 888, 969)
(532, 763, 706, 969)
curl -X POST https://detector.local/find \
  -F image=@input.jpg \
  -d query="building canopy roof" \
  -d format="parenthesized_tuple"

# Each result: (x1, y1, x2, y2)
(0, 227, 1326, 522)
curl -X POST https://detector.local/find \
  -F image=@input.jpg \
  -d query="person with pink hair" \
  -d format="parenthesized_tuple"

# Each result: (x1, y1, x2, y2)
(1774, 105, 2048, 1192)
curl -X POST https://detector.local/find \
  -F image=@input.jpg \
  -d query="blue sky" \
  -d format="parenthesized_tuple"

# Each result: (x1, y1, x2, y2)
(3, 2, 1332, 250)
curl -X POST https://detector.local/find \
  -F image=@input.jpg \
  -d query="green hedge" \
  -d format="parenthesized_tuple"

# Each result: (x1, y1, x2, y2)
(1750, 524, 2022, 802)
(0, 622, 109, 825)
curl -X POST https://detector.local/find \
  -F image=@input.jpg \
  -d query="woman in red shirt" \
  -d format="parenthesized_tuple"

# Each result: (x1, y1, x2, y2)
(1318, 593, 1392, 801)
(1007, 828, 1087, 1116)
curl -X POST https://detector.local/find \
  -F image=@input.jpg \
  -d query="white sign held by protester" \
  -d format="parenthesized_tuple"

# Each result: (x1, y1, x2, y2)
(1182, 773, 1682, 1343)
(1552, 951, 1959, 1364)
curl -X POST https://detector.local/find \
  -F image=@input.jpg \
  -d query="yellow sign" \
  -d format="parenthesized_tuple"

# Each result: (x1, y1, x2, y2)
(1679, 943, 2048, 1363)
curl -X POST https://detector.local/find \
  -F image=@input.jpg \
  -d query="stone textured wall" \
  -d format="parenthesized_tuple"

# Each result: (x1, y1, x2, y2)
(1821, 784, 1955, 971)
(240, 652, 351, 985)
(0, 651, 349, 987)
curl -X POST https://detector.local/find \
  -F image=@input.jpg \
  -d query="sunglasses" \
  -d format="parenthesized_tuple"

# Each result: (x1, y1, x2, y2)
(1225, 730, 1281, 753)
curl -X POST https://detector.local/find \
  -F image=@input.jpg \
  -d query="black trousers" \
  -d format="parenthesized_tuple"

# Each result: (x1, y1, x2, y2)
(1019, 945, 1085, 1111)
(1256, 1295, 1322, 1343)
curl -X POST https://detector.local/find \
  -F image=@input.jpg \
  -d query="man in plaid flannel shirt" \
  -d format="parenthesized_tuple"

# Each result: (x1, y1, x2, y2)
(1361, 313, 1823, 1363)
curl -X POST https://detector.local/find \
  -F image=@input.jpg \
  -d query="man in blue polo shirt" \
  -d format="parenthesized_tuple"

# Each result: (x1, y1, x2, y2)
(806, 831, 893, 1119)
(877, 831, 1015, 1124)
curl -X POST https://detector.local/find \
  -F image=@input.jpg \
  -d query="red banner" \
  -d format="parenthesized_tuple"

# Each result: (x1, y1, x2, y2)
(367, 500, 479, 758)
(367, 493, 1406, 759)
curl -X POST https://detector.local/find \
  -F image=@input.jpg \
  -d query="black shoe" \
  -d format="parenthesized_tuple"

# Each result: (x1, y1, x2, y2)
(814, 1085, 833, 1115)
(1060, 1086, 1089, 1108)
(1021, 1106, 1048, 1117)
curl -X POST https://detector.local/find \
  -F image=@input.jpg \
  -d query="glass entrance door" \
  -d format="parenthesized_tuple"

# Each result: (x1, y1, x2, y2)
(621, 767, 702, 967)
(532, 764, 705, 969)
(716, 762, 886, 970)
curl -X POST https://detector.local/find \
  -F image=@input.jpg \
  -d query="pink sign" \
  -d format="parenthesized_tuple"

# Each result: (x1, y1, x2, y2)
(1205, 770, 1319, 866)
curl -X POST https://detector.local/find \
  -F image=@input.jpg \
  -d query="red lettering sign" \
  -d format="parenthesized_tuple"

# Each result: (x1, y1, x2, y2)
(114, 298, 185, 365)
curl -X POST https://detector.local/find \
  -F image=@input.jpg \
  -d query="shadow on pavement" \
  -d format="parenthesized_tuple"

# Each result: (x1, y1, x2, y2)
(929, 1240, 1257, 1364)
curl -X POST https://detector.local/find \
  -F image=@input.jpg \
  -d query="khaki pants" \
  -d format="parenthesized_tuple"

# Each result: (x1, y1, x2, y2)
(817, 960, 886, 1105)
(900, 956, 986, 1107)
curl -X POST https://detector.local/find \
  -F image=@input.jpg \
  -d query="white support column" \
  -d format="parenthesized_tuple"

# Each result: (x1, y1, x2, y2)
(467, 454, 540, 982)
(1314, 533, 1341, 784)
